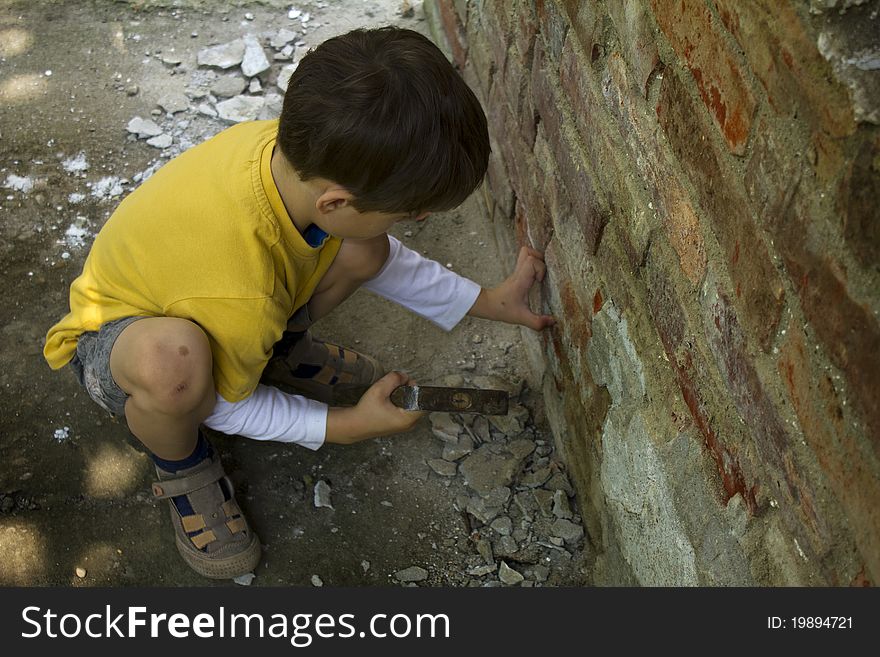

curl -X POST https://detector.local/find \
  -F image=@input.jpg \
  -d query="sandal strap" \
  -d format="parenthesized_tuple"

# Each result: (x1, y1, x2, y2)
(151, 459, 225, 499)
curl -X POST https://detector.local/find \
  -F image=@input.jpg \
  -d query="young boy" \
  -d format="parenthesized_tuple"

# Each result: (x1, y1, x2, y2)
(44, 26, 554, 579)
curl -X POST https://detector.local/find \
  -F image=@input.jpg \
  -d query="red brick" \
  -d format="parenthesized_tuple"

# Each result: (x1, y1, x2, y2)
(778, 319, 880, 582)
(657, 69, 785, 351)
(775, 203, 880, 452)
(485, 148, 514, 221)
(607, 0, 661, 96)
(465, 15, 497, 98)
(560, 0, 600, 57)
(651, 0, 757, 154)
(646, 260, 758, 513)
(838, 136, 880, 271)
(480, 2, 511, 76)
(437, 0, 467, 69)
(714, 0, 855, 139)
(704, 284, 829, 554)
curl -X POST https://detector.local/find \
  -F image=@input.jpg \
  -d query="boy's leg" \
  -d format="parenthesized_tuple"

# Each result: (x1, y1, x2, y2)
(106, 317, 260, 578)
(109, 317, 216, 459)
(306, 234, 390, 321)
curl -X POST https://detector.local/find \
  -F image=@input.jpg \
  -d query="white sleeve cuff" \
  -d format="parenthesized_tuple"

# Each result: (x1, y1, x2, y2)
(363, 235, 482, 331)
(204, 385, 328, 450)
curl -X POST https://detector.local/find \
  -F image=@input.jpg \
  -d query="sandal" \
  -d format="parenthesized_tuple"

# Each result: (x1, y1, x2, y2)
(151, 442, 261, 579)
(261, 329, 384, 404)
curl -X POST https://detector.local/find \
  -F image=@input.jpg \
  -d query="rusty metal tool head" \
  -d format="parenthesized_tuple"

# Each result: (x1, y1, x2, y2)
(333, 384, 509, 415)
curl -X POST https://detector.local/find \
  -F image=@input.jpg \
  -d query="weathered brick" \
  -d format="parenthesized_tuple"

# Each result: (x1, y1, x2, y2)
(437, 0, 467, 69)
(744, 120, 804, 222)
(838, 136, 880, 271)
(560, 0, 600, 57)
(510, 1, 537, 64)
(702, 281, 828, 554)
(811, 129, 845, 188)
(465, 14, 496, 98)
(775, 203, 880, 451)
(778, 319, 880, 582)
(502, 44, 530, 121)
(651, 0, 756, 154)
(661, 184, 707, 286)
(645, 256, 758, 513)
(657, 68, 785, 352)
(485, 148, 514, 221)
(607, 0, 661, 96)
(714, 0, 855, 138)
(479, 1, 510, 76)
(535, 0, 569, 62)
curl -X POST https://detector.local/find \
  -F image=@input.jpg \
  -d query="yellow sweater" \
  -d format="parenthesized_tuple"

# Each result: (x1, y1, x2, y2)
(44, 120, 341, 402)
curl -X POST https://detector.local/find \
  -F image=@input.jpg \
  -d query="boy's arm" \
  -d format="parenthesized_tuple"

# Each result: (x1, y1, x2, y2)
(363, 236, 554, 332)
(204, 375, 424, 448)
(466, 246, 556, 330)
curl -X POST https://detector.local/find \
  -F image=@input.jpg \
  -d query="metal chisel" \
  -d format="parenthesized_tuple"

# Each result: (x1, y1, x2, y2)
(332, 384, 509, 415)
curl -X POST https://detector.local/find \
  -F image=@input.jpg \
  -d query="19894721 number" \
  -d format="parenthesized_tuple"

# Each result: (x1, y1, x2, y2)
(768, 616, 852, 629)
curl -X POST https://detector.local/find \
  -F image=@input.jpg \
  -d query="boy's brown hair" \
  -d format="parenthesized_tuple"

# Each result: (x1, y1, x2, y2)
(277, 26, 490, 214)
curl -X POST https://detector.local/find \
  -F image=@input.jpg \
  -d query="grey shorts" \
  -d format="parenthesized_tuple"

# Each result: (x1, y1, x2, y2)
(69, 316, 145, 418)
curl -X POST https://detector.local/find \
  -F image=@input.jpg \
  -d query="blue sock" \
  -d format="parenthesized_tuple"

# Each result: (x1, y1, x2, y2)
(151, 432, 212, 473)
(150, 434, 228, 531)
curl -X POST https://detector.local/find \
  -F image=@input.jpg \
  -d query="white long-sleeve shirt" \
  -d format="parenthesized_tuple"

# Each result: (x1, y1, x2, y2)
(203, 235, 482, 449)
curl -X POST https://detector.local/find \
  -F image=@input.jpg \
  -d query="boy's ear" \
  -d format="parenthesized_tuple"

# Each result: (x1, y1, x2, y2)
(315, 186, 355, 215)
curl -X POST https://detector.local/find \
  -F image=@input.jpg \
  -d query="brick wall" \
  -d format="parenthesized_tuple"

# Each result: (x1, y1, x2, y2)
(427, 0, 879, 585)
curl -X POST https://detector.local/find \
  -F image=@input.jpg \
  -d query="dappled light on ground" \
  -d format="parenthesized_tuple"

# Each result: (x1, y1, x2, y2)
(0, 27, 33, 58)
(0, 72, 48, 105)
(85, 443, 143, 499)
(0, 520, 45, 585)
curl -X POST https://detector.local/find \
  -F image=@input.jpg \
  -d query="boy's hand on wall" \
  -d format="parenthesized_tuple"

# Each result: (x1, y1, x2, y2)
(325, 371, 426, 444)
(469, 246, 556, 331)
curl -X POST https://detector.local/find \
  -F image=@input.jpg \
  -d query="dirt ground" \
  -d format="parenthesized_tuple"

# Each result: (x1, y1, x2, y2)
(0, 0, 589, 587)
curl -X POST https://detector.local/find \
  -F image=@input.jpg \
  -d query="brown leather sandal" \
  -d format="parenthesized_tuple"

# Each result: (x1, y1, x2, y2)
(152, 448, 261, 579)
(261, 329, 384, 404)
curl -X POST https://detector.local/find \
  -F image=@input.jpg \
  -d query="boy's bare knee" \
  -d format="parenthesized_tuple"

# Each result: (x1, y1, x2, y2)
(111, 317, 214, 416)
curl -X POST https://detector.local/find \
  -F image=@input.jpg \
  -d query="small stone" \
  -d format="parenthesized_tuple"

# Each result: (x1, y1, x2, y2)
(210, 74, 247, 98)
(552, 489, 573, 519)
(531, 565, 550, 582)
(429, 413, 461, 442)
(361, 560, 370, 573)
(466, 496, 501, 524)
(489, 404, 529, 436)
(125, 84, 139, 96)
(197, 39, 246, 69)
(233, 573, 255, 586)
(550, 536, 564, 547)
(241, 36, 270, 77)
(126, 116, 163, 138)
(441, 435, 473, 461)
(394, 566, 428, 583)
(311, 574, 323, 587)
(427, 458, 457, 477)
(258, 92, 284, 120)
(197, 103, 217, 117)
(484, 486, 511, 508)
(248, 78, 262, 93)
(545, 473, 575, 497)
(521, 466, 552, 488)
(244, 12, 255, 20)
(532, 489, 555, 517)
(467, 564, 496, 576)
(313, 480, 333, 509)
(270, 28, 298, 49)
(161, 53, 182, 66)
(476, 539, 494, 565)
(216, 95, 264, 123)
(276, 64, 297, 92)
(490, 516, 513, 536)
(550, 518, 584, 544)
(498, 561, 524, 585)
(459, 445, 522, 495)
(507, 437, 536, 461)
(75, 567, 87, 579)
(495, 535, 518, 556)
(146, 134, 172, 149)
